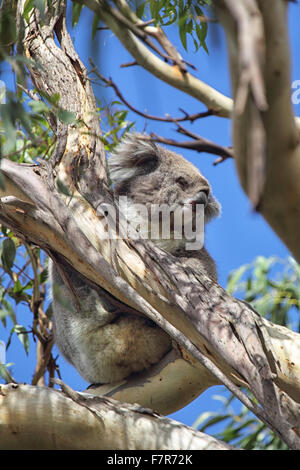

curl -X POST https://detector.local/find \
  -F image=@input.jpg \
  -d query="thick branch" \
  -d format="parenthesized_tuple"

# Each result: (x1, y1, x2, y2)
(0, 384, 233, 450)
(218, 0, 300, 261)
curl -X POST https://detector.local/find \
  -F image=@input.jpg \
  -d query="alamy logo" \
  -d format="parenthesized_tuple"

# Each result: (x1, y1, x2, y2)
(97, 196, 205, 251)
(0, 80, 6, 104)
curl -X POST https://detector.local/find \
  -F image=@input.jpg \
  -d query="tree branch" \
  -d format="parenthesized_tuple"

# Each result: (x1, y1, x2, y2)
(112, 0, 195, 72)
(217, 0, 300, 261)
(90, 62, 214, 123)
(141, 132, 234, 164)
(78, 0, 233, 117)
(0, 383, 234, 450)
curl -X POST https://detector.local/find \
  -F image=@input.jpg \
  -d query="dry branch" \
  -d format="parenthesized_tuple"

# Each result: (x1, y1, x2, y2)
(90, 63, 214, 123)
(141, 132, 234, 164)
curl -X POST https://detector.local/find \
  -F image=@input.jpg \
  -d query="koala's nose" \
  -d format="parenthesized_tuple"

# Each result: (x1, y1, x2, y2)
(193, 190, 209, 207)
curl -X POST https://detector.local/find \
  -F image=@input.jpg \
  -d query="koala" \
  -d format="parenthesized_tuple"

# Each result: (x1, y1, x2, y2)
(49, 133, 220, 385)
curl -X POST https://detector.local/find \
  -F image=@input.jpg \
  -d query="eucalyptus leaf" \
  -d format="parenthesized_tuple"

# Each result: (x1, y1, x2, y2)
(57, 109, 76, 124)
(72, 3, 84, 27)
(23, 0, 34, 22)
(14, 325, 30, 355)
(1, 238, 16, 270)
(28, 100, 49, 114)
(0, 363, 12, 382)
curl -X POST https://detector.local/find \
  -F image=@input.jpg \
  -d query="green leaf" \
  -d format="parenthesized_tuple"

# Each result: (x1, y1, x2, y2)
(14, 325, 30, 355)
(149, 0, 160, 21)
(92, 14, 100, 39)
(39, 267, 48, 285)
(0, 364, 13, 383)
(179, 23, 187, 50)
(1, 238, 16, 270)
(0, 170, 6, 190)
(198, 413, 231, 432)
(195, 22, 208, 52)
(185, 19, 193, 33)
(37, 90, 60, 106)
(28, 100, 49, 114)
(0, 103, 17, 153)
(56, 178, 72, 197)
(1, 299, 17, 325)
(72, 3, 84, 27)
(0, 309, 8, 327)
(136, 1, 146, 19)
(57, 109, 76, 124)
(23, 0, 34, 22)
(226, 264, 249, 294)
(192, 411, 216, 428)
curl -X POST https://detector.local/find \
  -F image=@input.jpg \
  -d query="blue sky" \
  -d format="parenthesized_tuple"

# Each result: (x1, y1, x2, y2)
(1, 1, 300, 429)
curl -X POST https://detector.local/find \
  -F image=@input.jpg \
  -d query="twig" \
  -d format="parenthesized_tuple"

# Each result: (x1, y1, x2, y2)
(89, 67, 233, 163)
(141, 132, 234, 164)
(144, 25, 196, 71)
(120, 60, 138, 68)
(31, 335, 55, 386)
(135, 18, 156, 28)
(17, 83, 39, 101)
(90, 63, 214, 123)
(163, 118, 233, 162)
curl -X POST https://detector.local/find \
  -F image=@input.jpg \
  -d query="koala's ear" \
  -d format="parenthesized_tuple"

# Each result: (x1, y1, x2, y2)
(108, 133, 159, 182)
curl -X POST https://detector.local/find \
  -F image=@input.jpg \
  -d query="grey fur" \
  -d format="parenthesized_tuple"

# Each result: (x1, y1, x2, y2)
(49, 133, 221, 384)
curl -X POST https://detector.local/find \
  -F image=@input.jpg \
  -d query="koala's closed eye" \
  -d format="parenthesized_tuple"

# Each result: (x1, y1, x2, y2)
(176, 176, 189, 190)
(135, 155, 158, 174)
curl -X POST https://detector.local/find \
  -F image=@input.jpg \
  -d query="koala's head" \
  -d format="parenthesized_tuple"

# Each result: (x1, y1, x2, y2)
(108, 133, 221, 225)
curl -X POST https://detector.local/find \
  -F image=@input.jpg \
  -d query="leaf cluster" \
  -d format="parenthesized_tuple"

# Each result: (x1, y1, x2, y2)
(227, 256, 300, 330)
(195, 393, 288, 450)
(0, 227, 51, 383)
(135, 0, 211, 52)
(97, 99, 135, 152)
(0, 90, 78, 163)
(71, 0, 211, 53)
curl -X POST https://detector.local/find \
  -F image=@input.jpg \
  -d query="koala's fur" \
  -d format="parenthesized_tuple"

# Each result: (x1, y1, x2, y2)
(49, 133, 220, 384)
